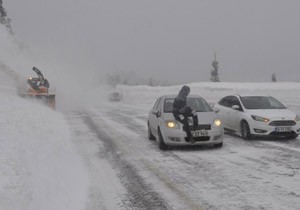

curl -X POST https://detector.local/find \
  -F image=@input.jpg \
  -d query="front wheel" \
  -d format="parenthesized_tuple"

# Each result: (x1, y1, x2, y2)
(158, 129, 168, 151)
(147, 122, 155, 140)
(240, 121, 252, 140)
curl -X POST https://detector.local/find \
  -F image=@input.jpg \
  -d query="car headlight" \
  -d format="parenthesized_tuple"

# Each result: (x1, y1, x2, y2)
(295, 115, 300, 122)
(213, 119, 221, 127)
(251, 115, 270, 122)
(164, 120, 180, 129)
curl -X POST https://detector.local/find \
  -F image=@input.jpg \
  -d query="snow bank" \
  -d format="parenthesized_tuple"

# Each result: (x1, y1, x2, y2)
(0, 25, 88, 210)
(115, 82, 300, 113)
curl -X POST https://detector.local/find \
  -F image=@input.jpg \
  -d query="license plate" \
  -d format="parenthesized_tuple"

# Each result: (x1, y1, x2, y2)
(192, 130, 208, 137)
(275, 127, 292, 132)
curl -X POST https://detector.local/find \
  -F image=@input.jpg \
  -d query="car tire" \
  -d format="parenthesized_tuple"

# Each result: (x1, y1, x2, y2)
(240, 121, 252, 140)
(158, 128, 168, 151)
(213, 142, 223, 148)
(147, 122, 155, 140)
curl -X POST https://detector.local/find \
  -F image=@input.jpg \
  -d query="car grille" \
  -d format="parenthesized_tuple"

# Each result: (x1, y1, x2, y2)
(189, 124, 211, 130)
(269, 120, 296, 126)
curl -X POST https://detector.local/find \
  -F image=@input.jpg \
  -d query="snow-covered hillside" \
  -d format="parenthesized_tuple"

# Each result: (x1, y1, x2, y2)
(0, 25, 88, 210)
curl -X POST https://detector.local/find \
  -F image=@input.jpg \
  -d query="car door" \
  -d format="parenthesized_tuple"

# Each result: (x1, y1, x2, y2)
(149, 97, 162, 137)
(217, 96, 233, 129)
(227, 96, 244, 131)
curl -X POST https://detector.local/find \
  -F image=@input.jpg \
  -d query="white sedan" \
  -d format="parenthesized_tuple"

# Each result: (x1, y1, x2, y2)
(214, 94, 300, 140)
(147, 95, 224, 150)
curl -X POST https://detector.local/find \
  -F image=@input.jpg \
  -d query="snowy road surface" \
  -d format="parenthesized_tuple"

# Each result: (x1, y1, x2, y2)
(68, 101, 300, 210)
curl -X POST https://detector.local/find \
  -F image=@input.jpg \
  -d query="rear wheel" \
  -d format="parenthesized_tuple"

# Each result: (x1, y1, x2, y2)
(240, 121, 252, 140)
(147, 122, 155, 140)
(158, 128, 168, 151)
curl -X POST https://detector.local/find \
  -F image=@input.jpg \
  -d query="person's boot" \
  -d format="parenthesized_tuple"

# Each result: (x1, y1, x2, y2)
(186, 135, 195, 144)
(190, 137, 195, 144)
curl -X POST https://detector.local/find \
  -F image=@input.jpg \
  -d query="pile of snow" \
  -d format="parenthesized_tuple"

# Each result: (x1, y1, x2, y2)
(0, 25, 88, 210)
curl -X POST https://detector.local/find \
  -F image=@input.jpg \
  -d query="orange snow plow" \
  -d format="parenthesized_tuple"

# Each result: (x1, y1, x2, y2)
(19, 67, 56, 110)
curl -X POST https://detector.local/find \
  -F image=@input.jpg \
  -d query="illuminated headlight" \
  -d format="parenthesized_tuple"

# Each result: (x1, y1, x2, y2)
(295, 115, 300, 122)
(214, 119, 221, 127)
(251, 115, 270, 122)
(164, 121, 179, 129)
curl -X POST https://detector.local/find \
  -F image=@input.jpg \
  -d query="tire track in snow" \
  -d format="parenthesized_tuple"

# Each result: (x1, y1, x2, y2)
(84, 109, 205, 209)
(82, 115, 171, 210)
(102, 106, 300, 209)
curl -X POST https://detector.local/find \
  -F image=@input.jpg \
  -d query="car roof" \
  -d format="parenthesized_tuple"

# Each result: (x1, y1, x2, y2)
(161, 94, 204, 99)
(225, 94, 270, 98)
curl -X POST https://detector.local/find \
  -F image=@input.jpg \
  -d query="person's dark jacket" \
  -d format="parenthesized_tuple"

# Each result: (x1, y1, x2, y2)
(173, 85, 190, 123)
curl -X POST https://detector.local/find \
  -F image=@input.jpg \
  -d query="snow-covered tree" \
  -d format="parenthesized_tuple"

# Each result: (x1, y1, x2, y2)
(148, 78, 154, 87)
(210, 53, 220, 82)
(106, 74, 121, 88)
(0, 0, 13, 34)
(0, 0, 7, 24)
(271, 73, 277, 82)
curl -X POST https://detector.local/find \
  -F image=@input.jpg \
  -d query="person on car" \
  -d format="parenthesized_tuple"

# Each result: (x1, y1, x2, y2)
(173, 85, 198, 143)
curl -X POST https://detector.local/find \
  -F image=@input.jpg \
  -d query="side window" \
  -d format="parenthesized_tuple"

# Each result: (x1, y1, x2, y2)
(219, 96, 231, 107)
(218, 98, 225, 106)
(231, 96, 241, 106)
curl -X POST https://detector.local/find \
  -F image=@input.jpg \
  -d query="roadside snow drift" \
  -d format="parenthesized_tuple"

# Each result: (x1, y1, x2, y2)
(0, 25, 88, 210)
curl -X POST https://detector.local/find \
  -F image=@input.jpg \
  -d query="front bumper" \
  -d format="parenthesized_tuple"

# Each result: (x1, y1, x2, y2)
(248, 120, 300, 137)
(161, 125, 224, 146)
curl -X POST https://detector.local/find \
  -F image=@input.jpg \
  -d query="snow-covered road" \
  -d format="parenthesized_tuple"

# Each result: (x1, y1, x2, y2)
(67, 100, 300, 210)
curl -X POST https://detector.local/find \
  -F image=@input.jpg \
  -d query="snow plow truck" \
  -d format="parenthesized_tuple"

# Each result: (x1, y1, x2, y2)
(18, 67, 56, 110)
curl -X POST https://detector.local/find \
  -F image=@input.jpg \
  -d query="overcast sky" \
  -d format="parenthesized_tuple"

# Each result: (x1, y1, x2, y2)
(5, 0, 300, 83)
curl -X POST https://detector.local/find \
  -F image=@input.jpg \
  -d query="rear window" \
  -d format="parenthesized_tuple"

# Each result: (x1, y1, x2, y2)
(164, 98, 212, 113)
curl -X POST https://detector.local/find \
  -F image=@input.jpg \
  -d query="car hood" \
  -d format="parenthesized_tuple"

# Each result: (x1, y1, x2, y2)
(246, 109, 296, 120)
(163, 111, 218, 124)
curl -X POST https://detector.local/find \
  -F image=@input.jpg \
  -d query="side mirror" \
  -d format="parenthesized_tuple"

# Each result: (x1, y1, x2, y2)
(232, 105, 240, 110)
(213, 107, 220, 113)
(152, 110, 160, 117)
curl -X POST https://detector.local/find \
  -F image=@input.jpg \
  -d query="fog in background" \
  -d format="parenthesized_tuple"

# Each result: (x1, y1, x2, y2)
(5, 0, 300, 83)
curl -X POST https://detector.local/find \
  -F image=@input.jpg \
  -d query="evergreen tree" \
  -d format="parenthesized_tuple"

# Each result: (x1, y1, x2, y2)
(0, 0, 7, 22)
(106, 74, 122, 88)
(148, 78, 154, 87)
(271, 73, 277, 82)
(210, 53, 220, 82)
(0, 0, 13, 34)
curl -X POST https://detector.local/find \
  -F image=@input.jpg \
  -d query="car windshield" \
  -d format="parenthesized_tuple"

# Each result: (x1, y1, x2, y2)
(164, 97, 212, 113)
(240, 96, 286, 109)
